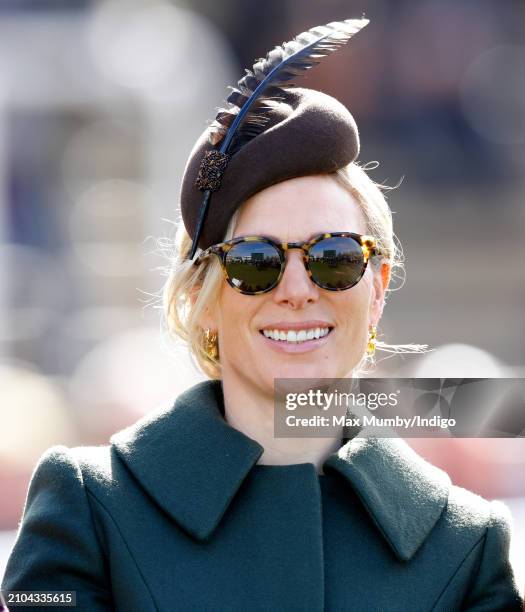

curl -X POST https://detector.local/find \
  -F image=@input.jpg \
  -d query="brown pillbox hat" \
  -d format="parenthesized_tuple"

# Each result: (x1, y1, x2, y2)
(179, 18, 369, 257)
(180, 87, 360, 252)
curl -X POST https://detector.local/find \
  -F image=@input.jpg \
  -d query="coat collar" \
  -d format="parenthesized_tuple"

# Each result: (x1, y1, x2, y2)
(111, 379, 450, 561)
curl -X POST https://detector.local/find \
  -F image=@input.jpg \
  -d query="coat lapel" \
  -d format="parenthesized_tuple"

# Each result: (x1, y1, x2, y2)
(111, 379, 264, 541)
(111, 379, 450, 561)
(323, 436, 450, 561)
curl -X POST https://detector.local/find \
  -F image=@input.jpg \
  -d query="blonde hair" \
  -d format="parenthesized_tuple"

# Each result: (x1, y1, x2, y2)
(162, 161, 428, 379)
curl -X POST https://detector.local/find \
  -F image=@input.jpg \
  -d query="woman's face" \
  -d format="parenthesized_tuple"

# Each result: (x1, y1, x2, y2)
(203, 174, 390, 397)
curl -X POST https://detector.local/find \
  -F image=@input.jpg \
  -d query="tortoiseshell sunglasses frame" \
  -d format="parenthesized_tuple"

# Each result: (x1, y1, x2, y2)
(193, 232, 384, 295)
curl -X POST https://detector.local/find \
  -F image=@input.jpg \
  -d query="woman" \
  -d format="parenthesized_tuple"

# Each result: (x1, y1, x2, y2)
(2, 17, 523, 612)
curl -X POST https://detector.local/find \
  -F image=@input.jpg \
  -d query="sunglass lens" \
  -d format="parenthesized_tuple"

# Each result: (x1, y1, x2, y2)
(309, 236, 365, 290)
(224, 241, 281, 293)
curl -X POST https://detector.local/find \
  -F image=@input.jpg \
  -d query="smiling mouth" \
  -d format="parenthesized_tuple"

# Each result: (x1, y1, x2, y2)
(259, 327, 334, 343)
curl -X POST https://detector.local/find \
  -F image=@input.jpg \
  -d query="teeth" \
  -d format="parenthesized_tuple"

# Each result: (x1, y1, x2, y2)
(262, 327, 331, 342)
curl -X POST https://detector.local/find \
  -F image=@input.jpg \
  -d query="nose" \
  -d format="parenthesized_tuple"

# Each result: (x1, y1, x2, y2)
(272, 249, 319, 307)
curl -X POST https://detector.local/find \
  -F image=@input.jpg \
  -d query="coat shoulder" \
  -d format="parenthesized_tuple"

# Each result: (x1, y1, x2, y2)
(66, 444, 123, 498)
(30, 443, 139, 520)
(431, 479, 517, 587)
(29, 444, 122, 499)
(436, 483, 522, 609)
(443, 480, 513, 539)
(1, 445, 113, 606)
(67, 444, 114, 478)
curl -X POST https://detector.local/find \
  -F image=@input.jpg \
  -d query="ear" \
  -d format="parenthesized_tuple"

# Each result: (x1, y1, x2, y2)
(369, 262, 391, 327)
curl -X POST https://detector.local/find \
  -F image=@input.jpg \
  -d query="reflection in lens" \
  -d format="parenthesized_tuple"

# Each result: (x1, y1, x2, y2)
(225, 241, 281, 293)
(309, 236, 364, 290)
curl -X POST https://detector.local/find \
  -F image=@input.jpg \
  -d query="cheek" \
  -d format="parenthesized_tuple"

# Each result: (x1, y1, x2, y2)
(333, 281, 372, 340)
(218, 290, 238, 331)
(217, 290, 257, 348)
(340, 280, 371, 319)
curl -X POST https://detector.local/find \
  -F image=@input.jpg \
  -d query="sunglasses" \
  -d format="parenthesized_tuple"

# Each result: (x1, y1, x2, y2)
(194, 232, 383, 295)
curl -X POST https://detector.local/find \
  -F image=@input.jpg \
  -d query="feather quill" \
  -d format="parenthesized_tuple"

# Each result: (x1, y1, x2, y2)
(210, 18, 369, 154)
(189, 17, 369, 260)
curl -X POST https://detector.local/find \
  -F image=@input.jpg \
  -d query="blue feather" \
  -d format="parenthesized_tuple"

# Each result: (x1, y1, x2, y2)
(211, 18, 370, 154)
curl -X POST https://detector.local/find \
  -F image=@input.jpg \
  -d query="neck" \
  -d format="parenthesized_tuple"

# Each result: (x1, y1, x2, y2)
(220, 373, 344, 475)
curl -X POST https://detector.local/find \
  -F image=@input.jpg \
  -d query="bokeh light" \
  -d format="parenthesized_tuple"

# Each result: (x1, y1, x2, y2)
(68, 179, 148, 277)
(0, 362, 76, 469)
(0, 245, 66, 342)
(88, 0, 185, 90)
(460, 45, 525, 145)
(413, 343, 505, 378)
(68, 325, 204, 426)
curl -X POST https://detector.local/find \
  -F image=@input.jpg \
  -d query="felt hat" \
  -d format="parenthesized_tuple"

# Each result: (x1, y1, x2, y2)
(180, 18, 370, 259)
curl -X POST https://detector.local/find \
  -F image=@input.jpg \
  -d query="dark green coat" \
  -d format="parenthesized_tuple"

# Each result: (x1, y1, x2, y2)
(2, 379, 523, 611)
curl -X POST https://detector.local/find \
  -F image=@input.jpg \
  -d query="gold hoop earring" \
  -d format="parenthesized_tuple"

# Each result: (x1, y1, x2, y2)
(366, 325, 377, 357)
(204, 329, 219, 360)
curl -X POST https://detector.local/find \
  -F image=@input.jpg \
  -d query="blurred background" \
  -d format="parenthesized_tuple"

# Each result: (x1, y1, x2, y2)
(0, 0, 523, 594)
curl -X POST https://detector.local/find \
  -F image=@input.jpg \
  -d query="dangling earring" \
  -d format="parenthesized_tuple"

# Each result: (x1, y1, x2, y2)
(366, 325, 377, 357)
(204, 329, 219, 360)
